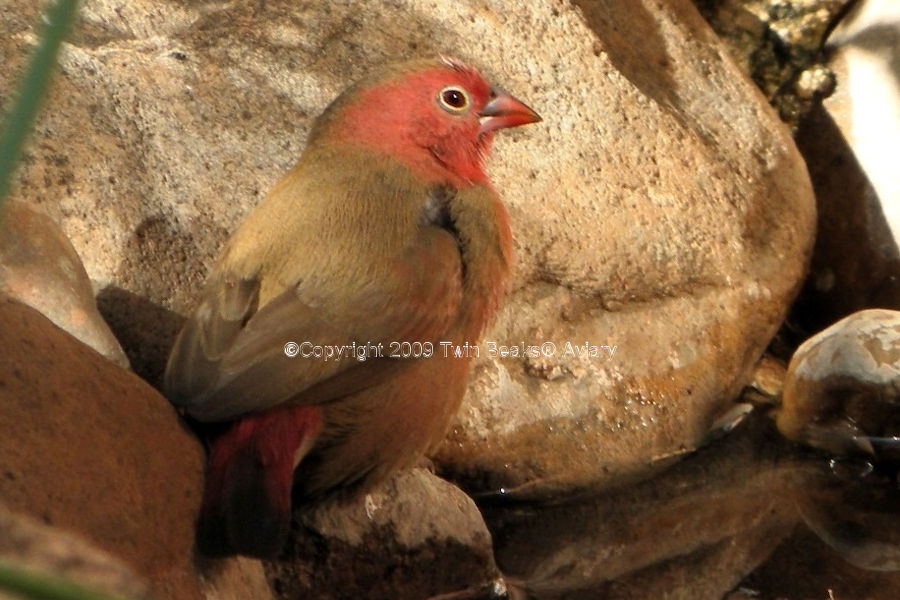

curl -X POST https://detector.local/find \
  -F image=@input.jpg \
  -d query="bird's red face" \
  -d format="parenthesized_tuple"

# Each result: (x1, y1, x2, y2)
(325, 58, 541, 186)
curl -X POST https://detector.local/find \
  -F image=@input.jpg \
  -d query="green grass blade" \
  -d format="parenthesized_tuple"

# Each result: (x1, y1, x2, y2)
(0, 3, 136, 593)
(0, 0, 80, 209)
(0, 559, 133, 600)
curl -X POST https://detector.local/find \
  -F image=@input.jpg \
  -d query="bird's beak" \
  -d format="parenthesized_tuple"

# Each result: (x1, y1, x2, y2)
(479, 89, 542, 135)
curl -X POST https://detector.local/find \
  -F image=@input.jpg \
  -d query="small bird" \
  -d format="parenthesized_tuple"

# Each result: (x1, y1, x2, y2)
(164, 56, 540, 558)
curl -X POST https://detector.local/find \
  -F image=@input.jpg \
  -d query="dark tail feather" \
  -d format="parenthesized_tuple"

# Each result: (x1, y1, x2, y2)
(196, 405, 322, 559)
(197, 443, 292, 558)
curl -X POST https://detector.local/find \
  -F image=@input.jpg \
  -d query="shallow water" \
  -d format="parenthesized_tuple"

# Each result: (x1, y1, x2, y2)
(473, 415, 900, 599)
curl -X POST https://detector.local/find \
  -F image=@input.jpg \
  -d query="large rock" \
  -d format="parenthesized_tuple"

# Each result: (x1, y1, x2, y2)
(0, 0, 815, 500)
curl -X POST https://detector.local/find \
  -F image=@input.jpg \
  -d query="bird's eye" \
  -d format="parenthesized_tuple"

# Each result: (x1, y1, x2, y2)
(438, 86, 469, 113)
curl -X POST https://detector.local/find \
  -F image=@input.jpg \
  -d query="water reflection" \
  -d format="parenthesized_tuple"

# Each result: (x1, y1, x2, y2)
(474, 415, 900, 599)
(802, 462, 900, 572)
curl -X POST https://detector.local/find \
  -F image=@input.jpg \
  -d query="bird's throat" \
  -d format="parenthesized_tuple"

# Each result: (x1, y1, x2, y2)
(424, 139, 491, 187)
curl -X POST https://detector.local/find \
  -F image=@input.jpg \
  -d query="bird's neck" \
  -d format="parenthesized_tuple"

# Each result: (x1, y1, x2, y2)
(314, 106, 492, 188)
(415, 132, 493, 188)
(449, 185, 514, 340)
(326, 138, 491, 190)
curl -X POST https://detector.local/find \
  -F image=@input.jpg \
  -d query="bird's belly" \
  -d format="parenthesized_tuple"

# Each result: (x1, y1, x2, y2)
(293, 350, 472, 500)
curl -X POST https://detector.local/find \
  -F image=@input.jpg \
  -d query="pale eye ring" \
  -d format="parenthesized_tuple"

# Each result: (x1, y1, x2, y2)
(438, 86, 470, 113)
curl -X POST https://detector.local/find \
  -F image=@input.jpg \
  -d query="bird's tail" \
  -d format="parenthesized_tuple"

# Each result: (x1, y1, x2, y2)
(196, 404, 322, 559)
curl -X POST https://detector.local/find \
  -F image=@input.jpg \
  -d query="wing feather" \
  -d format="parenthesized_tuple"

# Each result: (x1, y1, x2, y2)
(164, 226, 461, 421)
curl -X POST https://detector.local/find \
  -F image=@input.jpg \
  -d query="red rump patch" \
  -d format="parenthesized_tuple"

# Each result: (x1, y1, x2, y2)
(199, 404, 323, 557)
(206, 404, 322, 510)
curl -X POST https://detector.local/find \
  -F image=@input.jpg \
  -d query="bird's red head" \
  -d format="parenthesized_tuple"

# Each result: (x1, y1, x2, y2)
(312, 57, 541, 186)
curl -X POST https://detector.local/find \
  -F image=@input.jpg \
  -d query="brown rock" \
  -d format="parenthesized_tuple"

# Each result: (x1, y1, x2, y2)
(748, 354, 787, 400)
(436, 0, 815, 497)
(0, 297, 271, 600)
(0, 200, 128, 369)
(2, 0, 813, 514)
(268, 467, 503, 600)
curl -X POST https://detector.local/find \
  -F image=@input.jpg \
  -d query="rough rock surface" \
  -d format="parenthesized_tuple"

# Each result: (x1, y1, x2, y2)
(0, 296, 269, 600)
(0, 0, 815, 499)
(437, 0, 816, 496)
(268, 467, 503, 600)
(0, 199, 128, 368)
(0, 503, 149, 599)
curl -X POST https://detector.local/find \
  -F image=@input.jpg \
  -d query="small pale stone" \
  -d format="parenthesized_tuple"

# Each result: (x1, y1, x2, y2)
(795, 64, 836, 99)
(778, 309, 900, 454)
(0, 200, 129, 368)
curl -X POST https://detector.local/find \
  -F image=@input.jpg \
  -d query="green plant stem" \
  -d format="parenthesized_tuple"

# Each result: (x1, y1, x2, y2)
(0, 559, 131, 600)
(0, 0, 80, 208)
